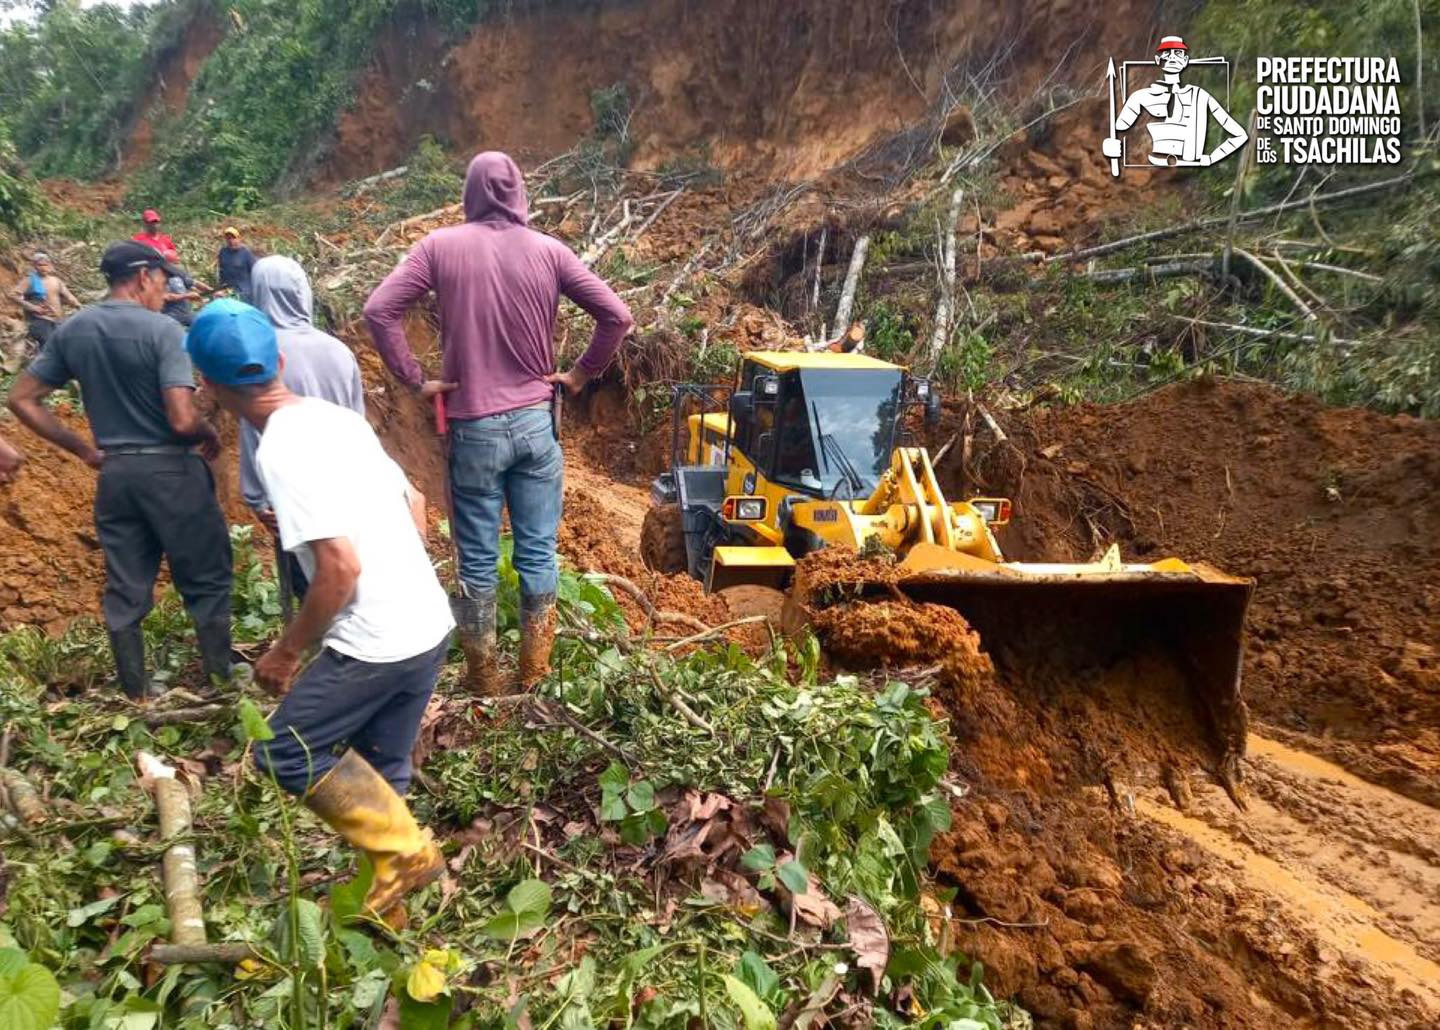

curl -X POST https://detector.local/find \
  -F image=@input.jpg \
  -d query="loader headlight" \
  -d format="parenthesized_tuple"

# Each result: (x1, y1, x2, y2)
(723, 496, 769, 522)
(914, 381, 931, 400)
(970, 497, 1013, 525)
(757, 375, 780, 397)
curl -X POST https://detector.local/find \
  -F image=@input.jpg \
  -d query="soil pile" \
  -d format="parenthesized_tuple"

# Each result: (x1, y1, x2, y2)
(944, 379, 1440, 805)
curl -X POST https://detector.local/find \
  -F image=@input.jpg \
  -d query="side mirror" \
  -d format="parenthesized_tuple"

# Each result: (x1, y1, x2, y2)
(925, 387, 942, 426)
(729, 391, 752, 424)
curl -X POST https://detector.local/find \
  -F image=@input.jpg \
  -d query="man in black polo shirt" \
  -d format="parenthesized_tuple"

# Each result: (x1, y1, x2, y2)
(6, 241, 237, 699)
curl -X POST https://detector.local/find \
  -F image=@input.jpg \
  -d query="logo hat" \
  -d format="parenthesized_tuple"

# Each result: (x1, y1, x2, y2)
(142, 208, 161, 223)
(1157, 35, 1187, 51)
(186, 299, 280, 386)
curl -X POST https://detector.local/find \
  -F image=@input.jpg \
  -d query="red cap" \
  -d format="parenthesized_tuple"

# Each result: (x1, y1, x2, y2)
(142, 209, 161, 223)
(1157, 35, 1187, 51)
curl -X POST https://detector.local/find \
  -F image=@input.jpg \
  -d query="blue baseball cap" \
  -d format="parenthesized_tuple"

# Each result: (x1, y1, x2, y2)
(186, 299, 279, 386)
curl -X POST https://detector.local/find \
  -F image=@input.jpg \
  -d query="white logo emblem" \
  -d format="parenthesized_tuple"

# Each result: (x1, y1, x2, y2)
(1103, 35, 1249, 175)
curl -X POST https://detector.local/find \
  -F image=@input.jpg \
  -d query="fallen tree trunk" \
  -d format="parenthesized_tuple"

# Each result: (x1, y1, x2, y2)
(928, 186, 965, 362)
(1081, 259, 1216, 284)
(832, 235, 871, 334)
(138, 753, 207, 948)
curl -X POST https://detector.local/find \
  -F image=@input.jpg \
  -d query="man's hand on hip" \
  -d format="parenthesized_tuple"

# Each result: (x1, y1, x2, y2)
(418, 380, 460, 398)
(255, 641, 302, 695)
(545, 367, 591, 397)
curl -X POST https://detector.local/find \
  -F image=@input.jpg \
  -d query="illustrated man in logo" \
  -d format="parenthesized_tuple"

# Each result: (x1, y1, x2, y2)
(1103, 36, 1248, 170)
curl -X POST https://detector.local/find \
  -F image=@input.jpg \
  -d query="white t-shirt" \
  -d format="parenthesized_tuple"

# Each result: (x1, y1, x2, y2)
(256, 398, 454, 663)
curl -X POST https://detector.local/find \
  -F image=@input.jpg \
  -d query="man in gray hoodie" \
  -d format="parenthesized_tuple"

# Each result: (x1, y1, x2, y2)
(242, 256, 367, 599)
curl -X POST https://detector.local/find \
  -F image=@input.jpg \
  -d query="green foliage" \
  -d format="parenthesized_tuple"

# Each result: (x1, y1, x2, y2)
(936, 329, 994, 391)
(590, 82, 632, 141)
(866, 301, 918, 362)
(0, 2, 156, 178)
(379, 134, 465, 217)
(0, 119, 47, 237)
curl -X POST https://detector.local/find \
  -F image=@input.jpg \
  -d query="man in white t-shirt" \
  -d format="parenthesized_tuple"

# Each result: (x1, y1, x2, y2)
(186, 298, 454, 923)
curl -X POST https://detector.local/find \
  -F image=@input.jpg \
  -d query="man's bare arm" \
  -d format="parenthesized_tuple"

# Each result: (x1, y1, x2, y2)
(254, 537, 361, 693)
(6, 373, 102, 468)
(162, 386, 222, 459)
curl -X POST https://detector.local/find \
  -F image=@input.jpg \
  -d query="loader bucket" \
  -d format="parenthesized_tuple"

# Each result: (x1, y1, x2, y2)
(895, 543, 1254, 782)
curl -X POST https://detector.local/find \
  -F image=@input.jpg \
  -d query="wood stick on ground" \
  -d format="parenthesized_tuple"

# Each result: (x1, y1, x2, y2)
(977, 404, 1007, 444)
(1231, 247, 1318, 321)
(1269, 250, 1333, 314)
(1045, 173, 1413, 264)
(581, 200, 635, 267)
(3, 768, 47, 825)
(149, 942, 258, 966)
(587, 573, 710, 634)
(1080, 259, 1215, 285)
(632, 188, 685, 241)
(658, 241, 713, 310)
(1166, 315, 1356, 346)
(832, 235, 871, 334)
(928, 186, 965, 362)
(811, 223, 827, 332)
(662, 615, 770, 652)
(375, 202, 462, 247)
(142, 705, 226, 727)
(139, 753, 206, 948)
(1292, 259, 1383, 283)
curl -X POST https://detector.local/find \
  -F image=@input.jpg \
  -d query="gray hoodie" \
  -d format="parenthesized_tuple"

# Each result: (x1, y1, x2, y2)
(240, 256, 367, 510)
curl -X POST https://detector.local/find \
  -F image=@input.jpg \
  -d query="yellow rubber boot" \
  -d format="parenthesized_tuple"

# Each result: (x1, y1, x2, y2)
(303, 750, 444, 918)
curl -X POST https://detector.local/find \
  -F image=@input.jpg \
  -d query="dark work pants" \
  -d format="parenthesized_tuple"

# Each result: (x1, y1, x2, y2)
(94, 453, 233, 632)
(255, 635, 449, 796)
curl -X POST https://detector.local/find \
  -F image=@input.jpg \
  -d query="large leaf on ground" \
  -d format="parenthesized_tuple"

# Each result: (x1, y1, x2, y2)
(0, 949, 61, 1030)
(845, 896, 890, 994)
(723, 974, 776, 1030)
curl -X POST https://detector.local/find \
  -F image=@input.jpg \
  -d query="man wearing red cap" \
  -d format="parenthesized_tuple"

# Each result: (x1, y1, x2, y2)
(1103, 36, 1248, 168)
(133, 210, 179, 263)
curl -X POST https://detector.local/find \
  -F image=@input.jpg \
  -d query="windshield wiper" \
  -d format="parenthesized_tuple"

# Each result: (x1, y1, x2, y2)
(811, 401, 866, 499)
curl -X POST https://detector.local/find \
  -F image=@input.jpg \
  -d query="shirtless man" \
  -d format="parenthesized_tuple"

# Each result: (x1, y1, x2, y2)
(13, 252, 78, 353)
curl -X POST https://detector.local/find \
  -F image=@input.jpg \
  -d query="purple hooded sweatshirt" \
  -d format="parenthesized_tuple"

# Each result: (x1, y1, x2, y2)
(363, 152, 633, 420)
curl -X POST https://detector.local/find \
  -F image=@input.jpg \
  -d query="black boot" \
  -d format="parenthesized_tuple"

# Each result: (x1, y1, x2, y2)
(195, 620, 245, 686)
(108, 627, 156, 700)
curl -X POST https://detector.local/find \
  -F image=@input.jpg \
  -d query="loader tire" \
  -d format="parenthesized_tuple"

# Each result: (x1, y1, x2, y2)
(640, 504, 687, 575)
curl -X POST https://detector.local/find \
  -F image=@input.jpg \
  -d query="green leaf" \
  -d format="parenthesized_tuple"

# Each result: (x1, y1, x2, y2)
(777, 860, 810, 894)
(506, 878, 552, 917)
(66, 894, 121, 927)
(0, 950, 26, 979)
(626, 779, 656, 812)
(397, 989, 454, 1030)
(273, 898, 325, 969)
(598, 761, 629, 793)
(599, 793, 628, 822)
(741, 844, 777, 872)
(723, 974, 777, 1030)
(237, 696, 274, 743)
(330, 853, 375, 926)
(0, 954, 61, 1030)
(737, 952, 780, 1003)
(479, 909, 545, 941)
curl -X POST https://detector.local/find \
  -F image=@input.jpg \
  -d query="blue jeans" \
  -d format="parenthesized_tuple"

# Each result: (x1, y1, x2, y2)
(449, 406, 564, 598)
(255, 636, 448, 794)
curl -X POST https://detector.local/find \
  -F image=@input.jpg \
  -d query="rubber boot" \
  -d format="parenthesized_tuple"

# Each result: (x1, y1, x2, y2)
(518, 592, 556, 688)
(196, 619, 252, 687)
(452, 591, 501, 697)
(108, 627, 158, 700)
(303, 749, 444, 919)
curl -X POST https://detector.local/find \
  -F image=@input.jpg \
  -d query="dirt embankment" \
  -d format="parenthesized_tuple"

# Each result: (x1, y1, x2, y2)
(125, 12, 226, 169)
(324, 0, 1155, 182)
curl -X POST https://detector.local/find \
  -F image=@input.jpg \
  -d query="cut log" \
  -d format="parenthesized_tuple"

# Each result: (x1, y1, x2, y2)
(149, 942, 258, 965)
(138, 752, 207, 948)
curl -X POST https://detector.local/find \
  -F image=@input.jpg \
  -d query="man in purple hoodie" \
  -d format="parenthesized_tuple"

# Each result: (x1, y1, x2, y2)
(363, 152, 633, 695)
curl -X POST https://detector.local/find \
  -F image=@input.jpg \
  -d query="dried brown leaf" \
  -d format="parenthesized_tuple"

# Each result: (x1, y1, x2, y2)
(845, 896, 889, 994)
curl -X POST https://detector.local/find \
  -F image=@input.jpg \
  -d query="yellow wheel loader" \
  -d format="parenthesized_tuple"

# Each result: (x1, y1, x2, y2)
(641, 351, 1254, 776)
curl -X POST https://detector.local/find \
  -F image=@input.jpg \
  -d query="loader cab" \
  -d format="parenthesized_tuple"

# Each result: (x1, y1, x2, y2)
(736, 357, 905, 500)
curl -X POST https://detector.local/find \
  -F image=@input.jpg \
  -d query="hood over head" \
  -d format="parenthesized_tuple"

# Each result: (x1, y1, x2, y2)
(250, 255, 313, 330)
(462, 151, 528, 225)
